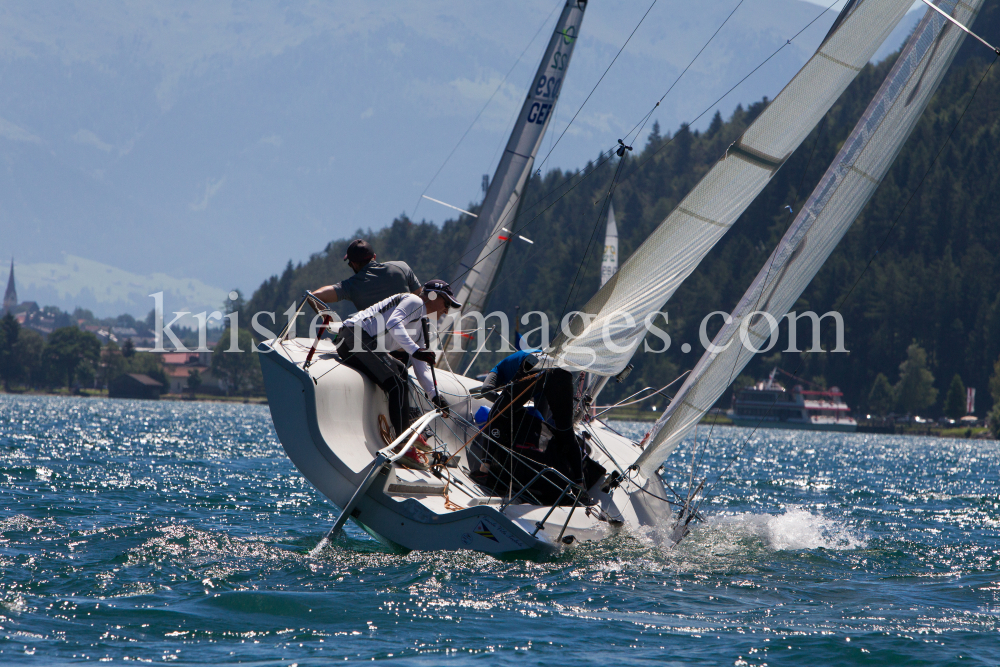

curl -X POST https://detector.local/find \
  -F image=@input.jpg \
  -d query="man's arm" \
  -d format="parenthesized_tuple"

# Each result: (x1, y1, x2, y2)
(384, 296, 437, 396)
(404, 263, 422, 295)
(479, 370, 501, 402)
(411, 357, 437, 398)
(384, 297, 422, 354)
(312, 285, 342, 303)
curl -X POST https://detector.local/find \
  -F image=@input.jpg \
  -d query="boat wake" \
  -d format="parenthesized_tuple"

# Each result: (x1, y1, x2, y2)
(702, 506, 865, 552)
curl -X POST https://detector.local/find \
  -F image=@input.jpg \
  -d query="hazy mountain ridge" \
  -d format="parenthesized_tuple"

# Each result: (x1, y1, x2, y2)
(1, 0, 879, 317)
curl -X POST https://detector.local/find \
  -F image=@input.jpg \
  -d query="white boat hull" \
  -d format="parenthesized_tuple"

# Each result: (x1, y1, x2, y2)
(259, 337, 674, 555)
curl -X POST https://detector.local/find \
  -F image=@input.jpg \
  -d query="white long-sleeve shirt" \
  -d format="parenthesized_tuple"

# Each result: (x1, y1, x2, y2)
(342, 293, 436, 397)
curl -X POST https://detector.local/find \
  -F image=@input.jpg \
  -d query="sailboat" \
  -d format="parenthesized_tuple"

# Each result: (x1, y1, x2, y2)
(259, 0, 982, 554)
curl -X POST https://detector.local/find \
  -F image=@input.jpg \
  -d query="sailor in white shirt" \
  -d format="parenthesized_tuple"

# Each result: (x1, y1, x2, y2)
(335, 279, 461, 437)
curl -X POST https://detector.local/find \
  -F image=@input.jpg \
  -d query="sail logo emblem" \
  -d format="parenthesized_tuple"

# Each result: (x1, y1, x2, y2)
(474, 521, 499, 542)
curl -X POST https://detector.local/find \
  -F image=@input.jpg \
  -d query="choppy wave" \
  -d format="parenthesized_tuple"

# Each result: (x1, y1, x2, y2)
(1, 395, 998, 665)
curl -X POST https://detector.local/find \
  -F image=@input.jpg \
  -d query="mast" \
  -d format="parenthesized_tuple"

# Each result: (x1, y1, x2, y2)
(600, 201, 619, 287)
(441, 0, 588, 370)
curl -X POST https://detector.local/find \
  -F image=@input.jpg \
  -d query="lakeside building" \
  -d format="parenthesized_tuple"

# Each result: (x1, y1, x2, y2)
(157, 351, 224, 394)
(108, 373, 163, 400)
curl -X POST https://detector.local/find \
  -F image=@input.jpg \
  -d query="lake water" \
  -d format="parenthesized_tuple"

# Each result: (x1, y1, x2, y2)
(1, 394, 997, 665)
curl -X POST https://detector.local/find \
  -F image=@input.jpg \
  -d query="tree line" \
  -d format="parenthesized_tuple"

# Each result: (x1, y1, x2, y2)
(0, 312, 162, 392)
(0, 306, 264, 398)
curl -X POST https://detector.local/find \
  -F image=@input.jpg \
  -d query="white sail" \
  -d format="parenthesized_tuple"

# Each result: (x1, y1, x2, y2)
(548, 0, 914, 375)
(442, 0, 588, 368)
(600, 201, 619, 287)
(634, 0, 983, 475)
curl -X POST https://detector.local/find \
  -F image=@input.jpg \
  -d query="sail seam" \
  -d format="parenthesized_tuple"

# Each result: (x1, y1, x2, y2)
(848, 164, 881, 184)
(817, 50, 863, 72)
(505, 149, 533, 160)
(679, 396, 706, 412)
(677, 206, 729, 229)
(726, 140, 787, 173)
(745, 324, 772, 343)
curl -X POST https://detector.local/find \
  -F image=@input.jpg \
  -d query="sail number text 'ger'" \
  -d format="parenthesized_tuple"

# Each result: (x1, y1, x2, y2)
(528, 76, 562, 124)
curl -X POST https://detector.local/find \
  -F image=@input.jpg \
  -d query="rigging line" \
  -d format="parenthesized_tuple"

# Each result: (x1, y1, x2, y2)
(484, 93, 528, 190)
(534, 0, 659, 176)
(777, 366, 826, 388)
(431, 0, 841, 291)
(410, 0, 563, 219)
(620, 0, 844, 187)
(690, 113, 831, 491)
(452, 0, 842, 305)
(592, 374, 688, 417)
(697, 55, 998, 511)
(447, 146, 619, 287)
(478, 15, 820, 305)
(921, 0, 1000, 55)
(627, 0, 748, 149)
(532, 0, 816, 226)
(431, 0, 841, 299)
(452, 0, 833, 286)
(580, 426, 624, 476)
(441, 143, 618, 290)
(443, 0, 830, 292)
(833, 54, 998, 317)
(477, 156, 618, 313)
(621, 467, 689, 508)
(556, 151, 629, 325)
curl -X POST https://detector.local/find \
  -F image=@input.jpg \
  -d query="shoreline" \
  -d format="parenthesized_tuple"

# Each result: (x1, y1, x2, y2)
(598, 406, 994, 440)
(0, 389, 268, 405)
(2, 390, 993, 440)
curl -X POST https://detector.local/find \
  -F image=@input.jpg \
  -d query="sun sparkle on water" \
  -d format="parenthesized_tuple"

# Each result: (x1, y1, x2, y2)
(1, 394, 998, 665)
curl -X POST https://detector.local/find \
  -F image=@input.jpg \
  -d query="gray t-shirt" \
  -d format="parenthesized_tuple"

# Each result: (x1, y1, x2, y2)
(333, 260, 420, 311)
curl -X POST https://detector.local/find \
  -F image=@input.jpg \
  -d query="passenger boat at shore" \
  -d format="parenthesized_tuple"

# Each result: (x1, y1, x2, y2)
(729, 369, 857, 432)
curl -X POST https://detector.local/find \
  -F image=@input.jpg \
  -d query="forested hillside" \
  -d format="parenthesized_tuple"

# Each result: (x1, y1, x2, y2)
(248, 6, 1000, 418)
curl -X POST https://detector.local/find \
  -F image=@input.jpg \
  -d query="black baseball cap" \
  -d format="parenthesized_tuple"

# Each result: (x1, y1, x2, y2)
(343, 239, 375, 263)
(422, 279, 462, 308)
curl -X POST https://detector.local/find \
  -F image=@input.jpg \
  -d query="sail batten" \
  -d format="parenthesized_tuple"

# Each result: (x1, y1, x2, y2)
(441, 0, 588, 369)
(634, 0, 984, 474)
(548, 0, 915, 376)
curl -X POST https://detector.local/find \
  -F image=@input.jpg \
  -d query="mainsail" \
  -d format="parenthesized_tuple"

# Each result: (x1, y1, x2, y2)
(600, 201, 619, 287)
(441, 0, 588, 369)
(634, 0, 983, 474)
(549, 0, 914, 375)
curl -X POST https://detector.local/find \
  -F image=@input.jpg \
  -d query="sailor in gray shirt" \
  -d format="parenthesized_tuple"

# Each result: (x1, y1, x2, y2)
(313, 239, 421, 311)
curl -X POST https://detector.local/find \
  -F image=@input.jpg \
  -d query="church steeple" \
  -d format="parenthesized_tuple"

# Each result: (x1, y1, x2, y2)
(3, 258, 16, 315)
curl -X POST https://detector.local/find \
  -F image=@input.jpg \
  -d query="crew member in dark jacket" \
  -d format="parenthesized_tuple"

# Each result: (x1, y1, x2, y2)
(476, 350, 591, 500)
(313, 239, 421, 311)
